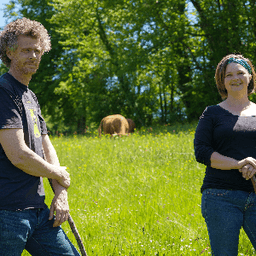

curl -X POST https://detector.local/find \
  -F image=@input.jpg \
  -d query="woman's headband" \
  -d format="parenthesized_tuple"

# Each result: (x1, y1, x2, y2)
(227, 57, 252, 75)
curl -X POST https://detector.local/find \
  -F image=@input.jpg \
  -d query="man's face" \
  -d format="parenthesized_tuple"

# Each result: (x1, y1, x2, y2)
(8, 35, 43, 76)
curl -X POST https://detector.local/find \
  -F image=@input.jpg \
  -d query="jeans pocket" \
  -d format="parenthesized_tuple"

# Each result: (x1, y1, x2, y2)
(201, 189, 231, 219)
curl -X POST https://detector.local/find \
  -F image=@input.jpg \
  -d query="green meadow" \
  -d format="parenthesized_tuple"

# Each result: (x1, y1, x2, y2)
(22, 124, 255, 255)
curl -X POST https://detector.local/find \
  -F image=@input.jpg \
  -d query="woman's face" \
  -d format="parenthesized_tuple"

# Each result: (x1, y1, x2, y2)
(224, 62, 252, 97)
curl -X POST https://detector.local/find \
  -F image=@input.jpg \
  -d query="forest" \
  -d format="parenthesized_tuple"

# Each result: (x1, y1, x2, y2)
(1, 0, 256, 133)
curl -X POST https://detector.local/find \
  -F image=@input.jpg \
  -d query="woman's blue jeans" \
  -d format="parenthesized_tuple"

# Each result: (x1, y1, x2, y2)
(202, 188, 256, 256)
(0, 207, 80, 256)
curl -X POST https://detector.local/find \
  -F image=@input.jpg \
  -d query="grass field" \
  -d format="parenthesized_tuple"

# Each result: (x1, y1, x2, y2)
(21, 123, 256, 255)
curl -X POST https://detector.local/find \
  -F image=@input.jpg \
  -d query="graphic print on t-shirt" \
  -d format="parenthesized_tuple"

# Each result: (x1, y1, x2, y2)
(28, 108, 41, 138)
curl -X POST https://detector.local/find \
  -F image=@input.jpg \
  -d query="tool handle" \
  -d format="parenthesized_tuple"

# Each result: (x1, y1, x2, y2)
(251, 176, 256, 193)
(48, 179, 88, 256)
(67, 214, 88, 256)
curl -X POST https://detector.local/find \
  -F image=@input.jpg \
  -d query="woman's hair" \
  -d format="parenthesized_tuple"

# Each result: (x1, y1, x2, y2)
(0, 17, 51, 67)
(215, 54, 256, 99)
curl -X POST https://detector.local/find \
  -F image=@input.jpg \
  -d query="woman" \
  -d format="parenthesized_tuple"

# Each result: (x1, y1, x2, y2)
(194, 54, 256, 255)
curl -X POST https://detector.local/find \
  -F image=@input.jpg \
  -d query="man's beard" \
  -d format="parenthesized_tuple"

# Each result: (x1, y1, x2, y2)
(22, 63, 39, 75)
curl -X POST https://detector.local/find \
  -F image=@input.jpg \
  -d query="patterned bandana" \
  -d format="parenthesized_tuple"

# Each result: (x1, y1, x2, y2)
(227, 57, 252, 74)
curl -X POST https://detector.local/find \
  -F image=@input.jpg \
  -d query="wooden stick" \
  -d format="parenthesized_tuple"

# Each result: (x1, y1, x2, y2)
(251, 176, 256, 193)
(48, 179, 88, 256)
(67, 213, 88, 256)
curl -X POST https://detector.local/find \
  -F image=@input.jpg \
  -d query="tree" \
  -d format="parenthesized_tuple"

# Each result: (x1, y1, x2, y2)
(50, 0, 192, 127)
(4, 0, 255, 131)
(188, 0, 256, 116)
(2, 0, 68, 131)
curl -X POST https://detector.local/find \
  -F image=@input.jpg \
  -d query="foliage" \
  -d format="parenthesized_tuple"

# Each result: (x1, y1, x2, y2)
(189, 0, 256, 112)
(2, 0, 256, 132)
(0, 0, 68, 129)
(54, 0, 199, 125)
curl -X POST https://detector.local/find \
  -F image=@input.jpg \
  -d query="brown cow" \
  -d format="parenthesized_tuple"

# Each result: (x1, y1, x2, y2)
(98, 114, 129, 137)
(126, 118, 136, 133)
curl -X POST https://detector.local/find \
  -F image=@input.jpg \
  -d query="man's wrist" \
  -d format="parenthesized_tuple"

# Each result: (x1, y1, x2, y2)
(51, 179, 67, 194)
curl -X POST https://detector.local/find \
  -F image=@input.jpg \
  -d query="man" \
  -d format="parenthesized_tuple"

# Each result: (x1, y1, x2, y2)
(0, 18, 80, 255)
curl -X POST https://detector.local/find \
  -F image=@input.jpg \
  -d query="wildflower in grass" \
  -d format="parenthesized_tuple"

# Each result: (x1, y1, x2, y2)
(200, 246, 210, 254)
(48, 123, 223, 255)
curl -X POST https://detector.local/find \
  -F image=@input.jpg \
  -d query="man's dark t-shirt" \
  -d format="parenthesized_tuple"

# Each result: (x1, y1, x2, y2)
(0, 73, 48, 210)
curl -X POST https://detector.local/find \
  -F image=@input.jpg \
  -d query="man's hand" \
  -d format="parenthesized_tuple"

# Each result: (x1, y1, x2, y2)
(56, 166, 70, 189)
(49, 186, 69, 227)
(42, 134, 70, 226)
(239, 163, 256, 180)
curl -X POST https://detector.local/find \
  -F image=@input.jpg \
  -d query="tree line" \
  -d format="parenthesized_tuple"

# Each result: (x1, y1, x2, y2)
(1, 0, 256, 133)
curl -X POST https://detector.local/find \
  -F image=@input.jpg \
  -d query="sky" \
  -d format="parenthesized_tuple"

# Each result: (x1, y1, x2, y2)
(0, 0, 11, 30)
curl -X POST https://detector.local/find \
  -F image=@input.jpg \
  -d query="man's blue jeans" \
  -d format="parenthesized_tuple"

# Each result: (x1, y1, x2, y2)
(0, 207, 81, 256)
(202, 188, 256, 256)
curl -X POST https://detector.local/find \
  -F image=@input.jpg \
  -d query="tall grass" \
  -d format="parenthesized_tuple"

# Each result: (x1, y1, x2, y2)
(21, 123, 255, 255)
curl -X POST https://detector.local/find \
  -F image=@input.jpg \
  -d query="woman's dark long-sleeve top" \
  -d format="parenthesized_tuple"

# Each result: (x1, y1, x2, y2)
(194, 105, 256, 193)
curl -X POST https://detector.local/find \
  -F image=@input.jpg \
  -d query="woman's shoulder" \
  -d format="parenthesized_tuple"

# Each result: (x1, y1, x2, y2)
(201, 105, 223, 116)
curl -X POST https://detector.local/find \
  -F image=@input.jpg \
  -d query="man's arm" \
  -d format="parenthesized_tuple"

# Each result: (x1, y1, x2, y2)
(42, 134, 69, 227)
(0, 128, 70, 188)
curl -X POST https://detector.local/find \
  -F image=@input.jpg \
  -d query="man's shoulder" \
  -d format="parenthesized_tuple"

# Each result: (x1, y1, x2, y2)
(0, 73, 14, 92)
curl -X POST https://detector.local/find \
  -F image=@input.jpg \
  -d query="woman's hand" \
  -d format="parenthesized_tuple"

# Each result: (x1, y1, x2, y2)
(237, 157, 256, 169)
(239, 163, 256, 180)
